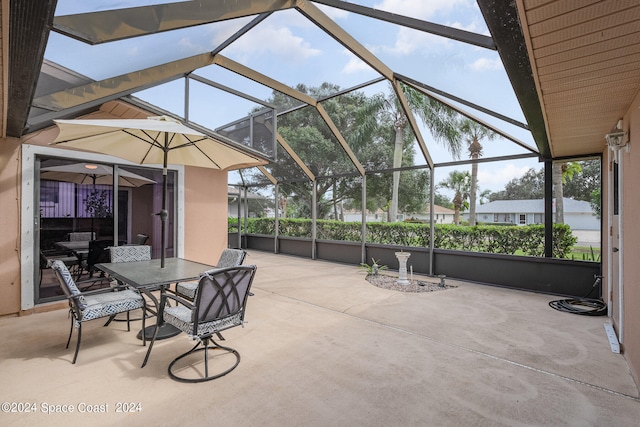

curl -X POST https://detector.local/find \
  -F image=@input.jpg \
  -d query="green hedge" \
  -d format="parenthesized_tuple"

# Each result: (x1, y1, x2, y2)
(231, 218, 577, 258)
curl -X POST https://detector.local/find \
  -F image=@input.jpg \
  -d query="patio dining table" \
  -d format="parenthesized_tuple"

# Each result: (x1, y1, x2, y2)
(95, 257, 215, 340)
(55, 240, 90, 252)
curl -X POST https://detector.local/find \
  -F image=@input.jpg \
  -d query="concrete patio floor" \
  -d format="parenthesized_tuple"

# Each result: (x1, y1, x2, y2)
(1, 250, 639, 426)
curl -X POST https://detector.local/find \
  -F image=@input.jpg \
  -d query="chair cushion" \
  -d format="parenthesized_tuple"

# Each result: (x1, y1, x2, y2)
(79, 290, 145, 324)
(51, 260, 87, 310)
(217, 249, 245, 268)
(69, 232, 94, 241)
(163, 305, 243, 338)
(110, 245, 151, 263)
(174, 250, 244, 300)
(175, 280, 198, 300)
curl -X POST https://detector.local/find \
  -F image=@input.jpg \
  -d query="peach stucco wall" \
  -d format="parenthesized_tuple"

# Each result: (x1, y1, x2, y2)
(617, 90, 640, 385)
(0, 137, 22, 316)
(600, 89, 640, 387)
(182, 166, 228, 265)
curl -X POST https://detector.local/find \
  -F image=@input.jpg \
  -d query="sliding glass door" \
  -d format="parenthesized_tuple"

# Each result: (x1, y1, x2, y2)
(36, 156, 175, 303)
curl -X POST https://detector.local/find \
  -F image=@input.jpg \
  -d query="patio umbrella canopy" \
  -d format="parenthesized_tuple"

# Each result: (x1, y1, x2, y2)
(52, 116, 268, 267)
(41, 163, 156, 187)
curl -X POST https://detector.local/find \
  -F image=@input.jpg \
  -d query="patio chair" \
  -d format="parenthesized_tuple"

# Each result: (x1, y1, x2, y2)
(109, 245, 151, 263)
(105, 245, 152, 325)
(68, 232, 95, 241)
(174, 248, 246, 301)
(142, 265, 257, 383)
(78, 239, 113, 278)
(135, 234, 149, 245)
(39, 249, 81, 285)
(51, 260, 146, 364)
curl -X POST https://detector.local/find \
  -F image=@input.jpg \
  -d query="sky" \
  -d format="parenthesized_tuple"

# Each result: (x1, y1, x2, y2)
(47, 0, 543, 194)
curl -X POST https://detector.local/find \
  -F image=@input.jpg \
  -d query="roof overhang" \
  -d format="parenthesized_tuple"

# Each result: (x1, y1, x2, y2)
(479, 0, 640, 160)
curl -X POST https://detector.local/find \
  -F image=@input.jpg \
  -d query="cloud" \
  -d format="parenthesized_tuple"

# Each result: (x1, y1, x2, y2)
(316, 3, 350, 20)
(342, 55, 372, 74)
(371, 0, 479, 57)
(374, 0, 472, 20)
(477, 163, 532, 192)
(220, 23, 321, 65)
(382, 27, 450, 55)
(469, 57, 503, 71)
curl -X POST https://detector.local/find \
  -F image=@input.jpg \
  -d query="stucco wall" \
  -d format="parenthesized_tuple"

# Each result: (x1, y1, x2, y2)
(620, 90, 640, 385)
(0, 137, 22, 316)
(183, 166, 228, 265)
(602, 89, 640, 387)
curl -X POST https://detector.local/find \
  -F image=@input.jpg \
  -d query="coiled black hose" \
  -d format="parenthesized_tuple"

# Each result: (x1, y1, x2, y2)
(548, 275, 607, 316)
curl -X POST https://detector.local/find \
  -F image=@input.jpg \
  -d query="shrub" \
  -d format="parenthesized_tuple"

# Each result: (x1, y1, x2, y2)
(240, 218, 579, 259)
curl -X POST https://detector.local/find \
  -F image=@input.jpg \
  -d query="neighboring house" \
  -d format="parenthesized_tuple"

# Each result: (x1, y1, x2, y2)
(227, 187, 270, 218)
(409, 204, 456, 224)
(343, 208, 388, 222)
(466, 198, 599, 230)
(343, 204, 455, 223)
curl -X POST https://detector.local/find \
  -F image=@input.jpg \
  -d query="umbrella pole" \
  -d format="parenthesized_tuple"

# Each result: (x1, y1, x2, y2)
(90, 174, 96, 239)
(160, 136, 169, 268)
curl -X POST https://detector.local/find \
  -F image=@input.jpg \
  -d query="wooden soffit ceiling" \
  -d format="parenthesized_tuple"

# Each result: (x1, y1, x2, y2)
(518, 0, 640, 158)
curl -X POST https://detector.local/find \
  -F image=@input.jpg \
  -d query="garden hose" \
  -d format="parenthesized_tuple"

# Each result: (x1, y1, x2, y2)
(548, 298, 607, 316)
(548, 275, 607, 316)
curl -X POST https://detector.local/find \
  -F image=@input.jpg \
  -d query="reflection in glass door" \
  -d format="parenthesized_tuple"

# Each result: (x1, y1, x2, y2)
(36, 157, 175, 304)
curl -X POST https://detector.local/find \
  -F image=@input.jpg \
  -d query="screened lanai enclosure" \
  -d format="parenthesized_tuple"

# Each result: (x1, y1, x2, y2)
(20, 0, 602, 302)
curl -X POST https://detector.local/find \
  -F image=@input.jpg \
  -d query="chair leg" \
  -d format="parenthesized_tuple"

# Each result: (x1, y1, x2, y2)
(72, 323, 82, 364)
(141, 321, 160, 368)
(103, 314, 116, 327)
(141, 308, 146, 347)
(167, 337, 240, 383)
(66, 317, 74, 349)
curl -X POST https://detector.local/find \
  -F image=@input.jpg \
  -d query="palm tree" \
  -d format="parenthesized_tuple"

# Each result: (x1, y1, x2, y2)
(553, 161, 582, 223)
(459, 119, 497, 226)
(479, 189, 492, 205)
(439, 170, 471, 224)
(358, 84, 462, 222)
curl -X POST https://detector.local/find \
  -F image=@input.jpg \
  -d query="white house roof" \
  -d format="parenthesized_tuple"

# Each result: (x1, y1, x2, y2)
(476, 198, 593, 214)
(425, 205, 455, 214)
(227, 187, 267, 200)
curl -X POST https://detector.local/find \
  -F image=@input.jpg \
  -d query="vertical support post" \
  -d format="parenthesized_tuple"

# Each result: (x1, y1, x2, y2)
(274, 183, 280, 254)
(237, 186, 243, 249)
(429, 166, 435, 276)
(184, 76, 190, 122)
(312, 180, 317, 260)
(361, 175, 367, 264)
(544, 160, 553, 258)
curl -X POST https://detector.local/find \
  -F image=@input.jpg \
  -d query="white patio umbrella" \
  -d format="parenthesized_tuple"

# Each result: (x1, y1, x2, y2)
(41, 163, 156, 187)
(51, 116, 268, 267)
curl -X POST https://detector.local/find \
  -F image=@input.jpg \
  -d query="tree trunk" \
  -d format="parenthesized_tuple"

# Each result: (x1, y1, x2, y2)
(468, 138, 482, 226)
(279, 196, 287, 218)
(332, 182, 339, 220)
(453, 192, 462, 224)
(469, 156, 478, 226)
(389, 125, 403, 222)
(553, 162, 564, 223)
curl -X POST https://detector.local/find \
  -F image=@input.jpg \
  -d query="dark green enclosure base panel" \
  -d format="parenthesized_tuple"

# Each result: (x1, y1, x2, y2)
(243, 235, 601, 298)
